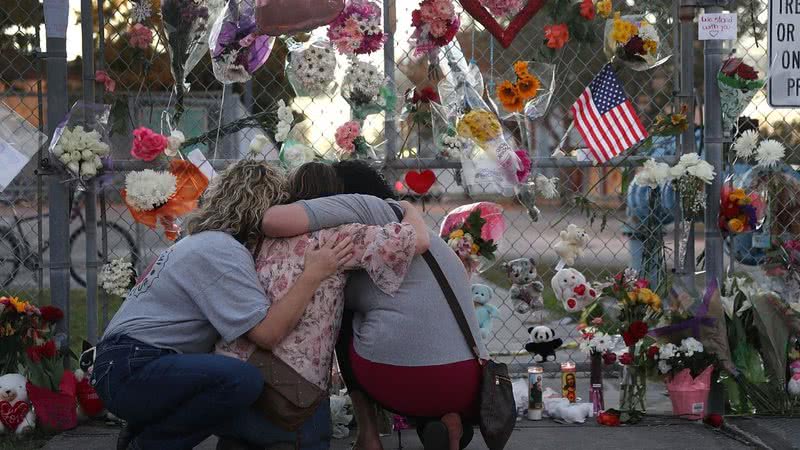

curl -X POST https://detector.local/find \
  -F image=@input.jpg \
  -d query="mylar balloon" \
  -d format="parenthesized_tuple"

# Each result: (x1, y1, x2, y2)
(256, 0, 344, 36)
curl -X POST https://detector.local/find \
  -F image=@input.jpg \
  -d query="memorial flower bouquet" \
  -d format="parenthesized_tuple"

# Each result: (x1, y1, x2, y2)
(669, 152, 716, 220)
(327, 0, 385, 56)
(410, 0, 460, 56)
(440, 202, 504, 274)
(718, 57, 765, 134)
(719, 185, 765, 234)
(335, 121, 374, 159)
(286, 39, 338, 97)
(342, 60, 396, 119)
(492, 60, 555, 121)
(122, 160, 209, 240)
(0, 296, 44, 374)
(51, 126, 110, 179)
(604, 12, 664, 71)
(480, 0, 524, 17)
(654, 338, 717, 419)
(99, 258, 137, 297)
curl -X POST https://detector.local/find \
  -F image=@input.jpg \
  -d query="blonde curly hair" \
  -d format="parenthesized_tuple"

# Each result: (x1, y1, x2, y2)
(185, 160, 288, 252)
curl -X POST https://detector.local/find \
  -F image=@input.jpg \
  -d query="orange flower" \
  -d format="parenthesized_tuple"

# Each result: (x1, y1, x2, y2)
(497, 80, 518, 102)
(513, 61, 530, 78)
(544, 24, 570, 49)
(501, 95, 524, 113)
(516, 74, 541, 100)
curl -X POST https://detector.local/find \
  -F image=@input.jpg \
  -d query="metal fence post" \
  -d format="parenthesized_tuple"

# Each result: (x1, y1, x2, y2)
(43, 0, 72, 363)
(703, 3, 725, 287)
(383, 0, 398, 162)
(677, 0, 697, 284)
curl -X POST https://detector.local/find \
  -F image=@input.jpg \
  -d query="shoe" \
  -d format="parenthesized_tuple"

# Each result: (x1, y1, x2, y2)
(216, 437, 263, 450)
(117, 423, 140, 450)
(421, 421, 449, 450)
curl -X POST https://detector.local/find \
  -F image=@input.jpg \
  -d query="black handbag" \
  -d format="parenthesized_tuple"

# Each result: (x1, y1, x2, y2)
(391, 205, 516, 450)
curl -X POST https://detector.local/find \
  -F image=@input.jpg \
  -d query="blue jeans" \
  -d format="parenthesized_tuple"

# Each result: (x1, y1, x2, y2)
(91, 334, 331, 450)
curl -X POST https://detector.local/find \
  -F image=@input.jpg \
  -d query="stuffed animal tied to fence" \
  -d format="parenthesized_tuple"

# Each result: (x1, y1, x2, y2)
(553, 224, 590, 267)
(503, 257, 544, 314)
(551, 268, 597, 312)
(472, 284, 500, 341)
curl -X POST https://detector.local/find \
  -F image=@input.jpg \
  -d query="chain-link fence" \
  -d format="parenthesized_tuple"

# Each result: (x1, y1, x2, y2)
(5, 0, 796, 373)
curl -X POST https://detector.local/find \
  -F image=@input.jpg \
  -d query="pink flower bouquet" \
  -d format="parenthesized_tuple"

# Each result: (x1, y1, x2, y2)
(410, 0, 460, 56)
(327, 0, 385, 55)
(130, 127, 169, 161)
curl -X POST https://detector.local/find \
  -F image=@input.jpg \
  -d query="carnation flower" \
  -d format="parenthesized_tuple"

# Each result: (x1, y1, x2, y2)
(130, 127, 168, 161)
(544, 23, 570, 49)
(95, 70, 116, 93)
(124, 169, 178, 211)
(100, 258, 135, 297)
(128, 23, 153, 49)
(733, 129, 759, 159)
(249, 134, 270, 155)
(680, 337, 704, 356)
(534, 174, 559, 199)
(755, 139, 785, 168)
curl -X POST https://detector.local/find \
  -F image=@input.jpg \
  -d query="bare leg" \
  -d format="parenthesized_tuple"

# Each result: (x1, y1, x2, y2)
(440, 413, 463, 450)
(350, 390, 384, 450)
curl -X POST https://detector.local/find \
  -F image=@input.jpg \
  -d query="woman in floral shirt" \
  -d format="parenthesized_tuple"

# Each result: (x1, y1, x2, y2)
(216, 163, 426, 390)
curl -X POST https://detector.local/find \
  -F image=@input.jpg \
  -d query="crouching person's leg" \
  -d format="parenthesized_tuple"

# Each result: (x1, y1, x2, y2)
(91, 335, 265, 450)
(215, 397, 332, 450)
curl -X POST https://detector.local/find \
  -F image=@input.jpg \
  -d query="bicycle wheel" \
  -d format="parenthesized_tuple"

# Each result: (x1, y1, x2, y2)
(0, 226, 22, 289)
(69, 222, 139, 288)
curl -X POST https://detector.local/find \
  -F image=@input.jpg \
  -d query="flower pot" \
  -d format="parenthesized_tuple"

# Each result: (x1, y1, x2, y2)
(665, 366, 713, 420)
(26, 382, 77, 431)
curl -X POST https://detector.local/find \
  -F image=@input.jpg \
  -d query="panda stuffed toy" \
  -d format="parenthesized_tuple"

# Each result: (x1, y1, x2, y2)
(525, 326, 562, 362)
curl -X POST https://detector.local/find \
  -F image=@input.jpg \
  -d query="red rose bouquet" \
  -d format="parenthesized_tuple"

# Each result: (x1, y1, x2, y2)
(717, 57, 766, 133)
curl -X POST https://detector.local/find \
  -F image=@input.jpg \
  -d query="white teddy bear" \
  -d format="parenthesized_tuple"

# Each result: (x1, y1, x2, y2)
(544, 397, 594, 424)
(553, 224, 590, 266)
(0, 373, 36, 435)
(551, 268, 597, 312)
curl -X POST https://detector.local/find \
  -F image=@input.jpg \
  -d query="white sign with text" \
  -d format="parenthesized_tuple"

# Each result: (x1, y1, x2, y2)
(698, 13, 738, 40)
(769, 0, 800, 107)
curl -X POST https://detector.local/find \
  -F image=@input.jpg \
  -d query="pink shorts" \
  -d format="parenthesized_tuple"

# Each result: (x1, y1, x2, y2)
(349, 343, 481, 418)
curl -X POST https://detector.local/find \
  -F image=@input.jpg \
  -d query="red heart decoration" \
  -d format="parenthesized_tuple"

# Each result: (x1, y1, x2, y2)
(458, 0, 548, 48)
(573, 284, 586, 296)
(0, 400, 30, 431)
(566, 298, 576, 309)
(405, 170, 436, 195)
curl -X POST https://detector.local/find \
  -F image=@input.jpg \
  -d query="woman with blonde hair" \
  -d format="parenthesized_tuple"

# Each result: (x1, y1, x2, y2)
(92, 160, 354, 450)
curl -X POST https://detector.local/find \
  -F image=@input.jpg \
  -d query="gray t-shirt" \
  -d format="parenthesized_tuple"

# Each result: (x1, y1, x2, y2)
(299, 194, 488, 366)
(102, 231, 269, 354)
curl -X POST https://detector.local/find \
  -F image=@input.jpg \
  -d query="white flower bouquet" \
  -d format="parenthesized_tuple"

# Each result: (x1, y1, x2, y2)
(48, 102, 112, 181)
(286, 39, 338, 97)
(654, 337, 717, 378)
(669, 153, 715, 219)
(341, 60, 395, 119)
(99, 258, 136, 297)
(124, 169, 178, 212)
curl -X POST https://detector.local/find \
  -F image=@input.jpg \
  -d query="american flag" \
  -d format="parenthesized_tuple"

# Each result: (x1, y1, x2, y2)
(571, 64, 648, 163)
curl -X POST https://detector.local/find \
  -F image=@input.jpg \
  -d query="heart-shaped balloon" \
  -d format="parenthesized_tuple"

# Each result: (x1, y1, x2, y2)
(458, 0, 547, 48)
(405, 170, 436, 195)
(0, 400, 29, 431)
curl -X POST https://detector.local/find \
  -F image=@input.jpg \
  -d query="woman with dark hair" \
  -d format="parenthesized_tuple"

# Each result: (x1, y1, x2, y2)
(265, 162, 486, 450)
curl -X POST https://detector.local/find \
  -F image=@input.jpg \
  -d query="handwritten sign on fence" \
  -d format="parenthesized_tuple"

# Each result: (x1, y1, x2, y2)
(698, 13, 738, 41)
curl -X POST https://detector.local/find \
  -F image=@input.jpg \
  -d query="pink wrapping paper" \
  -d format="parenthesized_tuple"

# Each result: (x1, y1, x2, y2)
(439, 202, 506, 242)
(665, 366, 713, 420)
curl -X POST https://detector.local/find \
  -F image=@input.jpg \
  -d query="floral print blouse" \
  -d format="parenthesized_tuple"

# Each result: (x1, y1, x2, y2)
(215, 222, 416, 388)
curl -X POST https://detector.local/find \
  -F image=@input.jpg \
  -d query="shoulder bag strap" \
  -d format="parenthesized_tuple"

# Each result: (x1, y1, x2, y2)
(389, 203, 482, 362)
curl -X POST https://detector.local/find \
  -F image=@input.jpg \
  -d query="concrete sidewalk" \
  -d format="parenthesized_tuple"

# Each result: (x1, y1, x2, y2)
(43, 416, 756, 450)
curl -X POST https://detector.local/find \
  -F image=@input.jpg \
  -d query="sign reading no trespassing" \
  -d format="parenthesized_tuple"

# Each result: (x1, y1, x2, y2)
(769, 0, 800, 107)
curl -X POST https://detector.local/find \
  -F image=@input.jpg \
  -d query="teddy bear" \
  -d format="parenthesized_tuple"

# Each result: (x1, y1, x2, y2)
(551, 268, 597, 312)
(525, 326, 562, 363)
(502, 257, 545, 314)
(0, 373, 36, 435)
(472, 284, 500, 341)
(553, 224, 590, 266)
(544, 397, 593, 424)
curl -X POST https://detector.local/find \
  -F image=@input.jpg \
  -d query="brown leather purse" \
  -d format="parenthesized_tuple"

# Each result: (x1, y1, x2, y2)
(248, 348, 326, 431)
(247, 238, 326, 431)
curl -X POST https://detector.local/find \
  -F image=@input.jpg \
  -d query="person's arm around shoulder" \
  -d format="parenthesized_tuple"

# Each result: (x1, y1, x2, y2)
(397, 200, 430, 254)
(246, 236, 354, 350)
(260, 204, 310, 238)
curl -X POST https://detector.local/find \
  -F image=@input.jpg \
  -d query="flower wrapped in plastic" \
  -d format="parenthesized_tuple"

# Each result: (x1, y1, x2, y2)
(342, 60, 396, 119)
(603, 12, 670, 71)
(48, 102, 111, 182)
(161, 0, 220, 88)
(719, 182, 766, 234)
(327, 0, 385, 56)
(285, 39, 338, 97)
(410, 0, 460, 56)
(122, 160, 209, 240)
(718, 57, 766, 134)
(208, 0, 274, 84)
(335, 120, 376, 160)
(439, 202, 506, 274)
(490, 61, 555, 121)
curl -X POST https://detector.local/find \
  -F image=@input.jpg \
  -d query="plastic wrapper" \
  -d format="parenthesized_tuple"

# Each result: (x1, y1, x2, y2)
(439, 202, 505, 274)
(0, 102, 47, 192)
(342, 60, 395, 120)
(285, 39, 338, 98)
(161, 0, 221, 88)
(48, 101, 112, 183)
(603, 13, 670, 71)
(489, 61, 555, 121)
(718, 56, 767, 135)
(511, 378, 528, 417)
(329, 393, 353, 439)
(719, 173, 767, 234)
(209, 0, 274, 84)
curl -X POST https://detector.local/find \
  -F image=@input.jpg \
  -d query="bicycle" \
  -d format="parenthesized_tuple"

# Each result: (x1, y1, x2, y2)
(0, 190, 139, 289)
